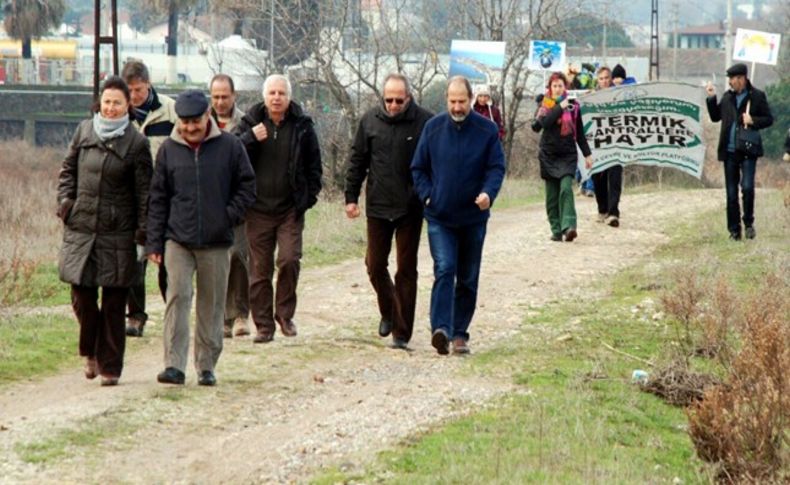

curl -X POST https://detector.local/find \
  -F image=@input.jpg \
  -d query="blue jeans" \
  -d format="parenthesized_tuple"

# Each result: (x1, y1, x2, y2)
(724, 154, 756, 236)
(427, 221, 487, 342)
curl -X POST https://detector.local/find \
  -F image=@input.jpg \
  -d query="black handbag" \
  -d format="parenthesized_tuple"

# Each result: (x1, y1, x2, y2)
(735, 100, 763, 158)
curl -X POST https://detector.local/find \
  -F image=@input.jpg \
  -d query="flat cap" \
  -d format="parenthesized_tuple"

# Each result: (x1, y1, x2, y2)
(726, 63, 748, 77)
(175, 90, 209, 118)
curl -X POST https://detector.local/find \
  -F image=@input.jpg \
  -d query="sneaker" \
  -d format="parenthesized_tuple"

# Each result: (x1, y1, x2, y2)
(744, 226, 756, 240)
(596, 213, 607, 223)
(606, 215, 620, 227)
(451, 338, 470, 355)
(125, 317, 145, 337)
(157, 367, 185, 385)
(563, 227, 577, 242)
(431, 329, 449, 355)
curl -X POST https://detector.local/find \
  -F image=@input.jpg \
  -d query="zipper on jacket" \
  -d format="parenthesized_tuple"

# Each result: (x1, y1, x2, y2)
(195, 147, 202, 246)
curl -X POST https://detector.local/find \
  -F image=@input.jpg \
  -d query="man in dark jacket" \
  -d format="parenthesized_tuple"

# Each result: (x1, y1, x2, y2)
(235, 74, 323, 344)
(344, 73, 433, 350)
(706, 63, 773, 240)
(411, 76, 506, 356)
(146, 90, 256, 386)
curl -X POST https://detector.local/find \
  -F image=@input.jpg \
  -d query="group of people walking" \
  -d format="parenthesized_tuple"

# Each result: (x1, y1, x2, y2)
(56, 59, 773, 386)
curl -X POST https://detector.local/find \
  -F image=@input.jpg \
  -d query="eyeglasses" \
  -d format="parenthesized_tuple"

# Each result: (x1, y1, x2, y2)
(384, 98, 406, 105)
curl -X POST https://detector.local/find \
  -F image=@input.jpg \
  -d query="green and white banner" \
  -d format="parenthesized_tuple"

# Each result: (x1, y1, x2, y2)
(578, 82, 706, 179)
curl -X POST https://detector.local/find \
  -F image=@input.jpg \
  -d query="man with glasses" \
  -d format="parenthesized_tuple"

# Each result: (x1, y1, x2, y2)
(344, 73, 433, 349)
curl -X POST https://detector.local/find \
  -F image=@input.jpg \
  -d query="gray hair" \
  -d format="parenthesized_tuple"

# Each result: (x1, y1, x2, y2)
(121, 59, 150, 83)
(383, 73, 411, 96)
(447, 75, 473, 98)
(262, 74, 292, 98)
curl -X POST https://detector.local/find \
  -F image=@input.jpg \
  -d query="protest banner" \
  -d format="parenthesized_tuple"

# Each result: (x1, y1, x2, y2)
(449, 40, 506, 84)
(578, 82, 706, 180)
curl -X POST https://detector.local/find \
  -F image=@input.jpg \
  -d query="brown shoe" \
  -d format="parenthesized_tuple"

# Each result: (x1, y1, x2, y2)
(84, 357, 98, 380)
(277, 317, 297, 337)
(253, 331, 274, 344)
(563, 227, 577, 242)
(234, 319, 251, 337)
(452, 338, 470, 355)
(431, 329, 449, 355)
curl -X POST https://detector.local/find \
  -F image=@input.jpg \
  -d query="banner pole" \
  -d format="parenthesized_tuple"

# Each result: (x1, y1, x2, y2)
(751, 61, 757, 84)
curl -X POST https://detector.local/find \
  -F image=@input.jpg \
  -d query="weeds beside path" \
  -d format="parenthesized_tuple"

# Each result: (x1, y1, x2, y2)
(0, 189, 725, 483)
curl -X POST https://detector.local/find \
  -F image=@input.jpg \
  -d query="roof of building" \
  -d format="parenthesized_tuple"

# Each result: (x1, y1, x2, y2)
(675, 19, 763, 35)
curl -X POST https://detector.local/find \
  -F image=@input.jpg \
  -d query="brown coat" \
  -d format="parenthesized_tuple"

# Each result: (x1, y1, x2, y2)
(57, 118, 153, 287)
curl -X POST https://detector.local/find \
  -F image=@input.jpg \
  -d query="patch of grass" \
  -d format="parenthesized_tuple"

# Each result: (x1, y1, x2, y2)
(304, 196, 367, 267)
(313, 190, 786, 484)
(493, 178, 543, 209)
(0, 313, 80, 385)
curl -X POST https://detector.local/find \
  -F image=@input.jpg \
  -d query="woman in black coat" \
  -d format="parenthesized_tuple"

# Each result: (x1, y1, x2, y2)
(56, 76, 153, 386)
(535, 72, 593, 242)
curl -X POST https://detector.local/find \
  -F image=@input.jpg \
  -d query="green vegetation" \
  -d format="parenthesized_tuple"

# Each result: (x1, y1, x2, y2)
(763, 79, 789, 159)
(313, 190, 787, 483)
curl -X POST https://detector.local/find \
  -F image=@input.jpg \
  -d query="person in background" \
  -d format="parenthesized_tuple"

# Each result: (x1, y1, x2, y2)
(57, 76, 153, 386)
(472, 84, 505, 140)
(121, 59, 178, 338)
(235, 75, 323, 344)
(591, 66, 624, 227)
(411, 76, 506, 355)
(705, 63, 773, 240)
(536, 72, 593, 242)
(611, 64, 637, 86)
(344, 73, 433, 350)
(147, 90, 256, 386)
(209, 73, 250, 339)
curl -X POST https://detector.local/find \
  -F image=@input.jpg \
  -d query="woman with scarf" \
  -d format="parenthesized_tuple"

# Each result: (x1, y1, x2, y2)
(473, 84, 505, 140)
(56, 76, 153, 386)
(536, 72, 593, 242)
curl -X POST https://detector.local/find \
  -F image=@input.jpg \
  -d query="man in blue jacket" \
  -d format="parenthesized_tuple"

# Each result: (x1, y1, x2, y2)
(411, 76, 506, 355)
(146, 90, 256, 386)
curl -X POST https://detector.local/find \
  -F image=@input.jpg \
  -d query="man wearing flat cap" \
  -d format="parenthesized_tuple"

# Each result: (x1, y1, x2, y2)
(146, 89, 256, 386)
(705, 63, 773, 240)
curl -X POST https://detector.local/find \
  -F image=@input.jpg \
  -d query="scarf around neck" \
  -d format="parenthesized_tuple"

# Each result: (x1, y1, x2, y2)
(92, 112, 129, 141)
(133, 88, 155, 123)
(538, 91, 576, 137)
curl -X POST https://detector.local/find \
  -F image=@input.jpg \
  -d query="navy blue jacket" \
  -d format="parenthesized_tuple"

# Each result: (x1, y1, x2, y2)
(146, 117, 256, 254)
(411, 111, 506, 227)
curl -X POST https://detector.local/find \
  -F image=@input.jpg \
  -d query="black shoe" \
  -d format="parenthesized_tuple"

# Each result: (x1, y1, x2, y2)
(378, 318, 393, 337)
(253, 331, 274, 343)
(125, 317, 145, 337)
(745, 226, 756, 239)
(550, 233, 562, 242)
(157, 367, 185, 385)
(197, 370, 216, 386)
(390, 337, 408, 350)
(729, 232, 742, 241)
(431, 329, 449, 355)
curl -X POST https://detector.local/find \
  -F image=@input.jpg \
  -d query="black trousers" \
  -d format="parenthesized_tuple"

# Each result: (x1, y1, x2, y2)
(592, 165, 623, 217)
(365, 209, 423, 343)
(71, 285, 129, 377)
(126, 260, 168, 323)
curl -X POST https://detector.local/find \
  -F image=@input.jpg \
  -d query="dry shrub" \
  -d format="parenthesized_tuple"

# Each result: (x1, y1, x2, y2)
(0, 245, 38, 307)
(687, 273, 790, 483)
(696, 277, 740, 363)
(660, 266, 706, 361)
(641, 360, 722, 407)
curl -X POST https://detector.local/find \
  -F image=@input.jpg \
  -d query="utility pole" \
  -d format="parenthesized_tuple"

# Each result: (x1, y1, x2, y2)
(602, 0, 609, 65)
(672, 1, 679, 80)
(93, 0, 119, 100)
(649, 0, 660, 80)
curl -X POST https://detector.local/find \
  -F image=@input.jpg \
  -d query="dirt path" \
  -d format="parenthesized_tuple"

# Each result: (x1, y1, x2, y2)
(0, 190, 723, 484)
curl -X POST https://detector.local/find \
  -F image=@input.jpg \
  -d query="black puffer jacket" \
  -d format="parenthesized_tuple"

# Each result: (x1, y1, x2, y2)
(706, 80, 773, 161)
(235, 101, 322, 214)
(345, 100, 433, 220)
(57, 118, 153, 287)
(146, 117, 256, 254)
(537, 100, 591, 180)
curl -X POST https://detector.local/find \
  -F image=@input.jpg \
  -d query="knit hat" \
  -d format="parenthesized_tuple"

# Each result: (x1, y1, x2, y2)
(612, 64, 626, 80)
(175, 90, 209, 118)
(474, 84, 491, 97)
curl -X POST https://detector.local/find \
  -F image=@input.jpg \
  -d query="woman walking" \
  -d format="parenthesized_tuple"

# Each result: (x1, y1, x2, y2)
(536, 72, 593, 242)
(56, 76, 153, 386)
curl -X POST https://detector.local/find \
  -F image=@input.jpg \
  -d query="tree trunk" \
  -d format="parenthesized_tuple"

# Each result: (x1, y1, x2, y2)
(166, 3, 178, 84)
